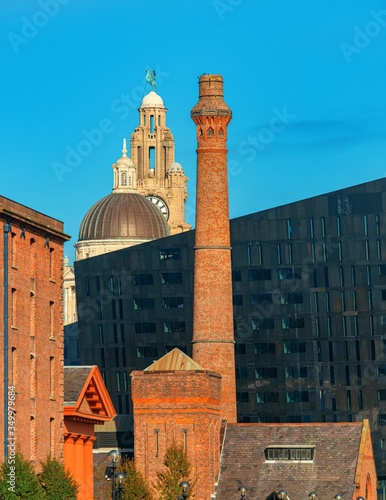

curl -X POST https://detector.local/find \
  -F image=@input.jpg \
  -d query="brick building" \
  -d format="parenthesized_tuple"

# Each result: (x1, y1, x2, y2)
(74, 75, 381, 494)
(0, 196, 69, 466)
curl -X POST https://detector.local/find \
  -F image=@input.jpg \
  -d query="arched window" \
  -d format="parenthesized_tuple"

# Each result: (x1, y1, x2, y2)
(219, 127, 224, 136)
(121, 172, 127, 186)
(207, 127, 214, 136)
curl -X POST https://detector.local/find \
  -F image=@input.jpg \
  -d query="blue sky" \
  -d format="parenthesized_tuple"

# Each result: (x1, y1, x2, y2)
(1, 0, 386, 261)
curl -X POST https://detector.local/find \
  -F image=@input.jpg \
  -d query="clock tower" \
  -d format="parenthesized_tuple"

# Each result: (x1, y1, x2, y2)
(130, 90, 191, 234)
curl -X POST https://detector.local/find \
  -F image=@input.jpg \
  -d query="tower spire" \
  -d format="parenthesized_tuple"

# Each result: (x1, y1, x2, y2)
(122, 138, 127, 156)
(191, 74, 237, 423)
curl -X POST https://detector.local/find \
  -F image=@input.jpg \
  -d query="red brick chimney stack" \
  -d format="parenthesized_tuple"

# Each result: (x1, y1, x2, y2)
(190, 74, 237, 423)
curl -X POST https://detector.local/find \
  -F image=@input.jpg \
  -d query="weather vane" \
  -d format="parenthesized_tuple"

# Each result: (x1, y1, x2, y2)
(145, 69, 157, 90)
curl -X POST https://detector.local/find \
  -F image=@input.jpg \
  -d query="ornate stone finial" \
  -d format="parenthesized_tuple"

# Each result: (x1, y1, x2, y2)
(145, 69, 157, 89)
(64, 256, 69, 266)
(122, 138, 127, 157)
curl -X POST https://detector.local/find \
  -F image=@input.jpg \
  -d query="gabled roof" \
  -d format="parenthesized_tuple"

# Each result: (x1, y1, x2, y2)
(64, 366, 116, 423)
(215, 422, 367, 499)
(144, 348, 205, 371)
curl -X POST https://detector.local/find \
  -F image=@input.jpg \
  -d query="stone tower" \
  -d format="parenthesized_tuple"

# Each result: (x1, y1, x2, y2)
(191, 75, 237, 423)
(131, 91, 191, 234)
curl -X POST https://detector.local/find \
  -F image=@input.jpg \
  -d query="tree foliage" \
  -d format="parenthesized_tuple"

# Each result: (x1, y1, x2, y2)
(0, 453, 44, 499)
(154, 442, 193, 500)
(39, 456, 78, 499)
(120, 459, 154, 500)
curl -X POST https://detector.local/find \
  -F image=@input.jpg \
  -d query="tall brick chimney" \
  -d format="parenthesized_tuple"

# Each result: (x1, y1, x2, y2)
(191, 74, 237, 423)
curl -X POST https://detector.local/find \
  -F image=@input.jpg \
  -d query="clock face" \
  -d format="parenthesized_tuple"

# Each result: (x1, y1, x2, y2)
(146, 195, 169, 221)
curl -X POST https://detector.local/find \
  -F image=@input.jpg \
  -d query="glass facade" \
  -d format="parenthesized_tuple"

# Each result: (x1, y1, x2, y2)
(73, 178, 386, 475)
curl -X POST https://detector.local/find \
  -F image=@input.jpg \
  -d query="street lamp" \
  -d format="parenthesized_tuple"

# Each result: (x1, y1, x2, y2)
(277, 490, 288, 500)
(334, 495, 343, 500)
(179, 481, 190, 499)
(238, 484, 248, 498)
(104, 450, 125, 499)
(116, 472, 126, 500)
(308, 492, 317, 500)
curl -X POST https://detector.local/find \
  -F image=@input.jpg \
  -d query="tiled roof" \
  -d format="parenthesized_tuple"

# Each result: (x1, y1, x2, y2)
(215, 423, 363, 499)
(64, 366, 94, 403)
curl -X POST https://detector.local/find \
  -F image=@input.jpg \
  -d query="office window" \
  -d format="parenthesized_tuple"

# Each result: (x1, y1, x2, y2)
(279, 268, 301, 280)
(233, 295, 243, 306)
(134, 322, 157, 334)
(249, 269, 271, 281)
(162, 297, 184, 309)
(236, 366, 248, 380)
(283, 342, 306, 354)
(285, 366, 307, 378)
(379, 265, 386, 276)
(254, 343, 275, 355)
(321, 217, 326, 237)
(232, 270, 242, 282)
(281, 292, 303, 304)
(136, 346, 158, 358)
(256, 392, 279, 404)
(287, 219, 292, 239)
(132, 274, 153, 286)
(133, 298, 155, 310)
(255, 367, 277, 379)
(376, 214, 381, 235)
(286, 390, 309, 403)
(309, 218, 314, 238)
(160, 272, 182, 285)
(364, 214, 368, 236)
(351, 266, 356, 286)
(251, 293, 272, 305)
(252, 318, 274, 330)
(99, 325, 104, 344)
(235, 343, 246, 355)
(163, 321, 186, 333)
(336, 217, 341, 237)
(237, 392, 249, 404)
(159, 248, 181, 260)
(282, 317, 305, 329)
(277, 244, 282, 264)
(365, 241, 370, 261)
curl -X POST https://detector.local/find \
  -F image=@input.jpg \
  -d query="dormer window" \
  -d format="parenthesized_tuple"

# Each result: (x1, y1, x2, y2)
(265, 446, 314, 461)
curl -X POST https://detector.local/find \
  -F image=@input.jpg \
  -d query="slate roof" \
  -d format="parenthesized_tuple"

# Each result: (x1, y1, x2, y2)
(215, 422, 364, 500)
(64, 366, 94, 404)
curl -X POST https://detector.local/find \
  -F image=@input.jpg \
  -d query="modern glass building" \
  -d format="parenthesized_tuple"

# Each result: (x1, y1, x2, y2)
(73, 178, 386, 475)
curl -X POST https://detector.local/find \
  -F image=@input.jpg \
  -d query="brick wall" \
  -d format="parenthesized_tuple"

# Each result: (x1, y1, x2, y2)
(0, 196, 69, 467)
(131, 369, 222, 500)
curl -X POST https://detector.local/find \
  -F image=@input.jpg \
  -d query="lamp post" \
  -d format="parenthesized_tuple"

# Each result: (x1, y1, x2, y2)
(104, 450, 125, 499)
(179, 481, 190, 499)
(277, 490, 288, 500)
(116, 472, 126, 500)
(308, 492, 317, 500)
(334, 495, 343, 500)
(238, 484, 248, 499)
